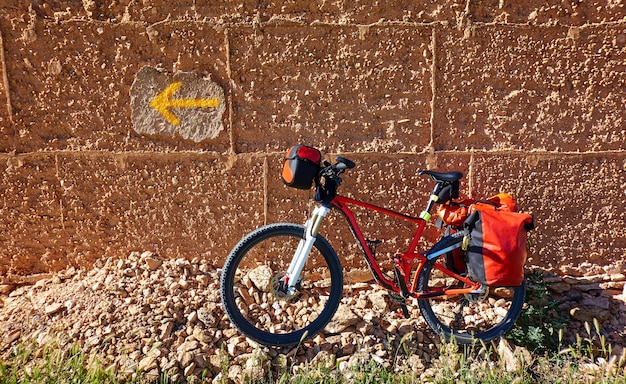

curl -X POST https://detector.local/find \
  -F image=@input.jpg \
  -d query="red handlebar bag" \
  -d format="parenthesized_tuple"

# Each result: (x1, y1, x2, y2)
(464, 208, 534, 287)
(281, 145, 322, 189)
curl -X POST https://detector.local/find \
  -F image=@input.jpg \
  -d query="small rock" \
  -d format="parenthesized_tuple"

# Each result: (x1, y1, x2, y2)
(248, 266, 273, 292)
(227, 364, 243, 383)
(160, 322, 174, 340)
(582, 295, 610, 310)
(392, 318, 410, 332)
(138, 355, 158, 372)
(243, 361, 266, 381)
(45, 303, 63, 315)
(196, 275, 210, 287)
(548, 282, 571, 294)
(207, 349, 229, 375)
(177, 340, 199, 354)
(145, 368, 160, 381)
(4, 330, 21, 345)
(346, 269, 374, 283)
(342, 343, 356, 355)
(197, 306, 217, 327)
(325, 305, 359, 334)
(498, 338, 520, 372)
(310, 350, 336, 369)
(179, 351, 194, 368)
(192, 327, 213, 343)
(145, 257, 163, 271)
(0, 284, 15, 295)
(570, 306, 611, 322)
(368, 291, 389, 311)
(184, 361, 197, 377)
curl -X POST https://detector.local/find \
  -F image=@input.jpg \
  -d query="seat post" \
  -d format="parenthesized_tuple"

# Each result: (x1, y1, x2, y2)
(419, 182, 443, 222)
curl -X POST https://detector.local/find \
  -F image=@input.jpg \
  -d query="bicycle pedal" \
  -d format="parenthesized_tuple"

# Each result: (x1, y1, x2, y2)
(393, 265, 410, 298)
(388, 293, 411, 319)
(400, 304, 410, 319)
(388, 292, 406, 304)
(366, 239, 382, 247)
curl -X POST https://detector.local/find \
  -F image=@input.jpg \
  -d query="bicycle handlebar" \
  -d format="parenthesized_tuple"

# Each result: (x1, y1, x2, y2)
(335, 157, 356, 170)
(319, 157, 355, 178)
(315, 157, 355, 204)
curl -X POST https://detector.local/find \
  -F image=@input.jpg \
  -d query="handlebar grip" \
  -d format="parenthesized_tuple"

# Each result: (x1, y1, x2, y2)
(336, 157, 355, 169)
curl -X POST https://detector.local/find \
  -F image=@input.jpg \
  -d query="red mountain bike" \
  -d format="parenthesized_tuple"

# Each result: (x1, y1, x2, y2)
(220, 152, 527, 347)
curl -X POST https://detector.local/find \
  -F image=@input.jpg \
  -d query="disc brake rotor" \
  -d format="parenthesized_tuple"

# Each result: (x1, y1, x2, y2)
(270, 273, 300, 301)
(464, 286, 490, 303)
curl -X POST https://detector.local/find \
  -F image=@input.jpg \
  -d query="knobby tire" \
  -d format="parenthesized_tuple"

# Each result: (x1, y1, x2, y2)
(417, 258, 526, 345)
(220, 223, 343, 347)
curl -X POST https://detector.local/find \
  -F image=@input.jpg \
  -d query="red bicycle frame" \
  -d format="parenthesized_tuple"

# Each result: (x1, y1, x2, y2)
(329, 195, 481, 299)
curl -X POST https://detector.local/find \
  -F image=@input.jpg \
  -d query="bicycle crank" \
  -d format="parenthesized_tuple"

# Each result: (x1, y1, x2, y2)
(464, 286, 489, 303)
(393, 265, 411, 318)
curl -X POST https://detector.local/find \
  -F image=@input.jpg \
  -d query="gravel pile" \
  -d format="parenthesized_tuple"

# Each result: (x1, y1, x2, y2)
(3, 251, 623, 383)
(0, 251, 446, 383)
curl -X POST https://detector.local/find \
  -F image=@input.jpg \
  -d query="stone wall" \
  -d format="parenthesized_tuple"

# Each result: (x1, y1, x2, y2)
(0, 0, 624, 295)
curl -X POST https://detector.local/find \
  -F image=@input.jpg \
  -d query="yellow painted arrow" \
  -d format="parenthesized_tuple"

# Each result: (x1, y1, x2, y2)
(150, 81, 220, 126)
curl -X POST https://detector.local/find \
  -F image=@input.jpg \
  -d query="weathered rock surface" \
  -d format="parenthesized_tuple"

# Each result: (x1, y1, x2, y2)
(0, 0, 624, 289)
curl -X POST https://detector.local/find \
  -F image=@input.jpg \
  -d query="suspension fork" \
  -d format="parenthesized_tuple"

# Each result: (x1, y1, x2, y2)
(284, 205, 331, 295)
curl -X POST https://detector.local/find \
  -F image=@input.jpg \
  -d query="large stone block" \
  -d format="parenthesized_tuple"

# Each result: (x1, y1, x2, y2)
(2, 0, 258, 24)
(1, 0, 479, 25)
(258, 0, 466, 24)
(55, 153, 264, 267)
(230, 25, 433, 153)
(468, 0, 626, 25)
(0, 152, 264, 277)
(1, 19, 230, 153)
(0, 154, 64, 275)
(471, 153, 626, 270)
(434, 25, 626, 152)
(0, 30, 10, 129)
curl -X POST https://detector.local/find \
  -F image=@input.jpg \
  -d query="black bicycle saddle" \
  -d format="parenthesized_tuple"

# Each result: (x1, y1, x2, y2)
(418, 170, 463, 183)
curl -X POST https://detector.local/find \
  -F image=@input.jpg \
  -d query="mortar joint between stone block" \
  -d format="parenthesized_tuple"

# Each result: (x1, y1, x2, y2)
(427, 27, 437, 153)
(0, 28, 13, 124)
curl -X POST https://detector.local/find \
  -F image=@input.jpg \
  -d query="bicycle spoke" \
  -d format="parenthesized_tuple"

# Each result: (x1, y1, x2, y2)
(418, 258, 525, 344)
(221, 224, 343, 346)
(453, 297, 467, 325)
(233, 261, 330, 333)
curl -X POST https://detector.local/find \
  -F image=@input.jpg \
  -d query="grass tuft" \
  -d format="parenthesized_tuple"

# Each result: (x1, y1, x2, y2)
(1, 334, 625, 384)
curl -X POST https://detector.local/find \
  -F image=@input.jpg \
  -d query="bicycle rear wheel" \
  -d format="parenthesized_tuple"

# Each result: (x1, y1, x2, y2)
(220, 223, 343, 347)
(417, 258, 525, 345)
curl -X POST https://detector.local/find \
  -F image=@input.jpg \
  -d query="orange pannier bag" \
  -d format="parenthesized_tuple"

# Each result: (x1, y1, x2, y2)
(468, 192, 518, 214)
(436, 199, 473, 227)
(463, 200, 534, 287)
(437, 193, 518, 227)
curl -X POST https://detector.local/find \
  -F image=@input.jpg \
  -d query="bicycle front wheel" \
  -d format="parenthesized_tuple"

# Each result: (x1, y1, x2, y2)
(220, 223, 343, 347)
(417, 259, 526, 345)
